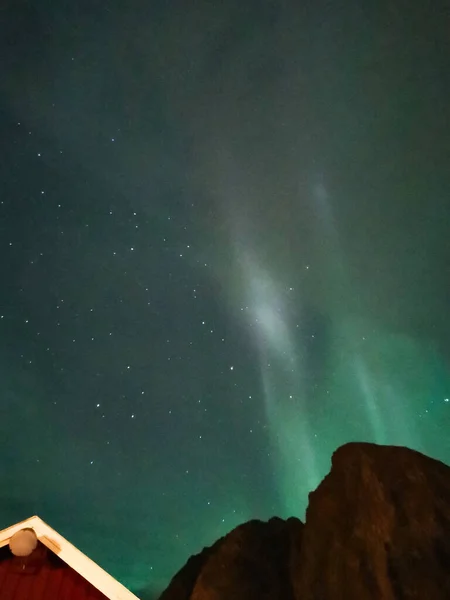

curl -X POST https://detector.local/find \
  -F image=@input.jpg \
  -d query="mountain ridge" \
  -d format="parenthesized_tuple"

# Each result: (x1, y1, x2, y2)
(156, 442, 450, 600)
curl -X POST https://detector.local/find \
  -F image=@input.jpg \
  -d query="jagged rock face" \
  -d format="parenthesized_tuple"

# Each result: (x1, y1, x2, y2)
(159, 443, 450, 600)
(159, 517, 303, 600)
(159, 545, 212, 600)
(294, 442, 450, 600)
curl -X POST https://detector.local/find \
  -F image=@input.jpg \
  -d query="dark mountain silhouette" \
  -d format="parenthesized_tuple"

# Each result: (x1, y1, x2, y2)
(157, 442, 450, 600)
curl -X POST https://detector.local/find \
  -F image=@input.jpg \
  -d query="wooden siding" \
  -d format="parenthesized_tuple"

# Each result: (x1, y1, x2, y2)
(0, 542, 110, 600)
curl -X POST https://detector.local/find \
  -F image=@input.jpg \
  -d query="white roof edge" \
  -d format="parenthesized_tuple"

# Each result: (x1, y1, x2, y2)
(0, 516, 140, 600)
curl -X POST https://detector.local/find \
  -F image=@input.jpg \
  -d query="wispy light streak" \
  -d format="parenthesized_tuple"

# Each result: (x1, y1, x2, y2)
(229, 222, 321, 516)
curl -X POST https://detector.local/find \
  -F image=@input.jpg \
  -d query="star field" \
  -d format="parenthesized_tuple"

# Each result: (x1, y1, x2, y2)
(1, 1, 450, 598)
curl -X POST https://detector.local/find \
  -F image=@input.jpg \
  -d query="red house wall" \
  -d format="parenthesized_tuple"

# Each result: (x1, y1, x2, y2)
(0, 542, 110, 600)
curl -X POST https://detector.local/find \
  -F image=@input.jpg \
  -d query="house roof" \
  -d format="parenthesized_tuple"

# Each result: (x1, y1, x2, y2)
(0, 516, 140, 600)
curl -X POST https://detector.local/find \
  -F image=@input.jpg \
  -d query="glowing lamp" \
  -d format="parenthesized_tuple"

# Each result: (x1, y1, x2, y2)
(9, 528, 38, 557)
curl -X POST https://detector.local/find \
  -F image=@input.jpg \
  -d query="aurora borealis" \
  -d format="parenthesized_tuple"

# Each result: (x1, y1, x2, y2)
(1, 1, 449, 598)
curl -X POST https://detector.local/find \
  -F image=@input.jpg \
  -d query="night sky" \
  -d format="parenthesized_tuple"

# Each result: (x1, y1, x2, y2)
(1, 1, 450, 597)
